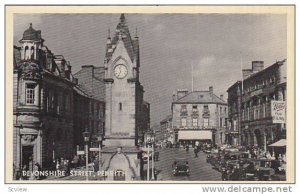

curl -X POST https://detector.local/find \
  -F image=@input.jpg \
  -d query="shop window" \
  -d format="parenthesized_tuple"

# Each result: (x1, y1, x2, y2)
(192, 105, 198, 112)
(26, 83, 36, 105)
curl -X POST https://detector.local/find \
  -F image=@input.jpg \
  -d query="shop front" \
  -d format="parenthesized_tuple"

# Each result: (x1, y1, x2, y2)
(178, 130, 212, 147)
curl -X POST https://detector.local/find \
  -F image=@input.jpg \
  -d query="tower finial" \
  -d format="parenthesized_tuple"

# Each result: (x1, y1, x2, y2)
(135, 27, 138, 38)
(30, 23, 32, 28)
(120, 13, 125, 23)
(108, 28, 111, 38)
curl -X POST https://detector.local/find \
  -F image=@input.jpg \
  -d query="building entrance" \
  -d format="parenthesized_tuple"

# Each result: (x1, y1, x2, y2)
(22, 145, 34, 171)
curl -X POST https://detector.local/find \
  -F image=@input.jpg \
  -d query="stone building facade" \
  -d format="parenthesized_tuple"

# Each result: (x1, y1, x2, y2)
(13, 24, 76, 173)
(240, 60, 287, 151)
(227, 81, 242, 146)
(171, 87, 228, 147)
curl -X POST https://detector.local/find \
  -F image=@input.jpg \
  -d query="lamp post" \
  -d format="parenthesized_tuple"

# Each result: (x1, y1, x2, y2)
(82, 130, 90, 181)
(97, 135, 102, 172)
(144, 130, 155, 181)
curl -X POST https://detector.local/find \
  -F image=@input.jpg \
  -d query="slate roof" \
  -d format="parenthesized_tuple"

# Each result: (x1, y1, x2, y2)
(173, 91, 227, 104)
(105, 14, 138, 62)
(21, 23, 43, 41)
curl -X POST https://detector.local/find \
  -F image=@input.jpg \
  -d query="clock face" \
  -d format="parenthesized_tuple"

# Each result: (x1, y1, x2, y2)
(114, 64, 128, 79)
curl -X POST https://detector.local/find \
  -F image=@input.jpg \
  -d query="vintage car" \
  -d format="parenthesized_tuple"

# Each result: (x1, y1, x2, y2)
(255, 158, 276, 181)
(206, 153, 220, 163)
(202, 144, 212, 154)
(221, 160, 241, 181)
(172, 158, 190, 176)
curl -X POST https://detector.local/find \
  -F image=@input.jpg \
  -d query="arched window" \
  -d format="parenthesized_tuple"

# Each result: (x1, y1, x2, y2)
(119, 102, 122, 111)
(30, 46, 35, 60)
(24, 46, 29, 60)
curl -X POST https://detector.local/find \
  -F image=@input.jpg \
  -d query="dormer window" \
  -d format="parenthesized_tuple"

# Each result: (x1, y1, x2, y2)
(26, 83, 36, 104)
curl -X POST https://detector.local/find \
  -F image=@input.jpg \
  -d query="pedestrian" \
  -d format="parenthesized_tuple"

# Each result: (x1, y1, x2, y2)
(34, 162, 41, 180)
(194, 146, 198, 158)
(186, 145, 189, 152)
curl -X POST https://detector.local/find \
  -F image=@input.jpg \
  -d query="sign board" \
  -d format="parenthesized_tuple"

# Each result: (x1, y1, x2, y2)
(76, 150, 85, 155)
(89, 148, 100, 152)
(271, 100, 286, 124)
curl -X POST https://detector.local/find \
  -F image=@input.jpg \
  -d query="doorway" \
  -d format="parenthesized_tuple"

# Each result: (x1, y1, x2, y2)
(22, 146, 34, 171)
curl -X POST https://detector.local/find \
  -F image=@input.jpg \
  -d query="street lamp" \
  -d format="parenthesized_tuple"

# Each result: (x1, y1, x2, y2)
(97, 135, 103, 173)
(82, 129, 91, 181)
(144, 130, 155, 181)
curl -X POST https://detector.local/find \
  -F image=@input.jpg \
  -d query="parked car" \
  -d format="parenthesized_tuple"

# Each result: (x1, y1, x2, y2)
(206, 153, 220, 163)
(172, 158, 190, 176)
(221, 160, 241, 181)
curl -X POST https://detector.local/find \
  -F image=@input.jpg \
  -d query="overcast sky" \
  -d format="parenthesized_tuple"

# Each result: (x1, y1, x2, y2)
(13, 14, 287, 126)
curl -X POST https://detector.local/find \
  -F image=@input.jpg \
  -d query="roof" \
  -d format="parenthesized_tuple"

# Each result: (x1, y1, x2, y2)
(21, 23, 43, 41)
(105, 14, 138, 62)
(173, 91, 227, 104)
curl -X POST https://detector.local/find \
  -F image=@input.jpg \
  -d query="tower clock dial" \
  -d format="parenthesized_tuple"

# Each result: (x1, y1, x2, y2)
(114, 64, 128, 79)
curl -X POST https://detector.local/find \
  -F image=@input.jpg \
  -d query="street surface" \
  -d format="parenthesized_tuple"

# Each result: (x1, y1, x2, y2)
(154, 148, 222, 181)
(45, 148, 221, 181)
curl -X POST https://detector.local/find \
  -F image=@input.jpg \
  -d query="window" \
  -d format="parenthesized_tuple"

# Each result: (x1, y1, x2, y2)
(192, 105, 198, 112)
(224, 107, 227, 114)
(181, 118, 187, 127)
(181, 105, 187, 112)
(220, 107, 223, 114)
(233, 120, 237, 131)
(26, 84, 36, 104)
(203, 118, 209, 127)
(192, 118, 198, 127)
(119, 102, 122, 111)
(220, 118, 223, 127)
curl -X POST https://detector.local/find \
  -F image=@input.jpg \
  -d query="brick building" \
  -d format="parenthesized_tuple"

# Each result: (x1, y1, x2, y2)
(73, 65, 106, 150)
(171, 87, 228, 147)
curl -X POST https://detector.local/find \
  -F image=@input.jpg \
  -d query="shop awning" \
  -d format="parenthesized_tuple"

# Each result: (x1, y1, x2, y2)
(178, 130, 212, 140)
(268, 139, 286, 147)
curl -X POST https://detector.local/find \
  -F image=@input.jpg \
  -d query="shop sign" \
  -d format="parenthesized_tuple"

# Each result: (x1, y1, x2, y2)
(271, 100, 286, 123)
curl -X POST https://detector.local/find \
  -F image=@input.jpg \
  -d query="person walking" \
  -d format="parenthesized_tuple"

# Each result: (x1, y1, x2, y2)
(194, 146, 199, 158)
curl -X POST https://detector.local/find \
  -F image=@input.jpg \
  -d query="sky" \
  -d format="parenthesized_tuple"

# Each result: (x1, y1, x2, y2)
(13, 13, 287, 126)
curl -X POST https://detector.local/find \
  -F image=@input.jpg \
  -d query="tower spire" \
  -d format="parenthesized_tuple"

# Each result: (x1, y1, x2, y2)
(135, 27, 138, 38)
(120, 13, 125, 23)
(108, 28, 111, 38)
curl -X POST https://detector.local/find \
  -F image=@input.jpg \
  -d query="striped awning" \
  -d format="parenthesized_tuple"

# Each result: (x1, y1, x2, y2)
(178, 130, 212, 140)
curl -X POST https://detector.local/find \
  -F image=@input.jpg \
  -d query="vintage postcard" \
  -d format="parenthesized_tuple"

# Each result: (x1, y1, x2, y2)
(5, 5, 295, 183)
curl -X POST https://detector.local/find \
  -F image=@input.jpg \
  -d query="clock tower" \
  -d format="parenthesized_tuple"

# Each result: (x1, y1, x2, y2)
(101, 14, 147, 180)
(103, 13, 143, 147)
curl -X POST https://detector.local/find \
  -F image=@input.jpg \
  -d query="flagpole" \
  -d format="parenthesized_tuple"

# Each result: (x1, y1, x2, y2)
(191, 63, 194, 92)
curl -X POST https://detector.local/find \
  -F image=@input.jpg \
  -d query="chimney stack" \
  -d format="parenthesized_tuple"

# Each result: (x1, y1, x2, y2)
(252, 61, 264, 73)
(220, 94, 224, 100)
(177, 89, 189, 100)
(209, 86, 213, 94)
